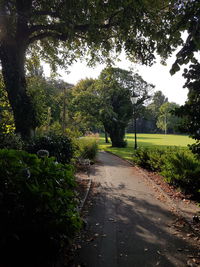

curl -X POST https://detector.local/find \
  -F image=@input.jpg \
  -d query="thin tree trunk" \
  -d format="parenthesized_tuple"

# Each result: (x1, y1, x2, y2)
(0, 43, 37, 139)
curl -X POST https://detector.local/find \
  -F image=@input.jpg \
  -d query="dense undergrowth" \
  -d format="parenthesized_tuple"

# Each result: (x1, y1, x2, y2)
(132, 147, 200, 200)
(0, 132, 98, 266)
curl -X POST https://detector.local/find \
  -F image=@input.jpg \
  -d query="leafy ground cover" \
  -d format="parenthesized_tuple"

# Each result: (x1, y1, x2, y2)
(99, 133, 194, 160)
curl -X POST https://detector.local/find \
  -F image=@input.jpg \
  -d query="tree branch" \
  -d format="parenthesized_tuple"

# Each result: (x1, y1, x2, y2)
(28, 31, 69, 44)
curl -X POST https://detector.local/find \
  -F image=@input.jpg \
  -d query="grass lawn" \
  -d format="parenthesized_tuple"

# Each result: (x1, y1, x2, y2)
(98, 133, 194, 161)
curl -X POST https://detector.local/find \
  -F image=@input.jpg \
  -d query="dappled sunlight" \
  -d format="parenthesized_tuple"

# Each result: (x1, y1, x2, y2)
(75, 186, 198, 267)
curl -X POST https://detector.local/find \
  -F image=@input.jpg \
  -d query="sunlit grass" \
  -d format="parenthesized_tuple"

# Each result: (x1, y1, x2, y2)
(98, 133, 194, 161)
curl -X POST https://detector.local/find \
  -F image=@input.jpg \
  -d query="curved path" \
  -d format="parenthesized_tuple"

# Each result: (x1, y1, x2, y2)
(73, 152, 198, 267)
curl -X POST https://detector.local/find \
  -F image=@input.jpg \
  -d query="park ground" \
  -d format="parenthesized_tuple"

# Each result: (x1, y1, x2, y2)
(98, 133, 194, 161)
(71, 150, 200, 267)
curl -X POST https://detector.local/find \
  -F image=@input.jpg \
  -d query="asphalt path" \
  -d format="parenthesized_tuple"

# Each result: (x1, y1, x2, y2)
(73, 152, 199, 267)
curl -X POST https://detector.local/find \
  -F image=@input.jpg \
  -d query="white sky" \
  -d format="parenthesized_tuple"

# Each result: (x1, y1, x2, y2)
(44, 51, 189, 106)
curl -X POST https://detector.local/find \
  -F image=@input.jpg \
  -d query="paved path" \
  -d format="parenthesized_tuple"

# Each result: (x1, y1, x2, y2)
(73, 152, 199, 267)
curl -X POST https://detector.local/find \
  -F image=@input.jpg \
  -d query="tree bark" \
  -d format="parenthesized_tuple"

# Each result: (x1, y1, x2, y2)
(0, 43, 37, 139)
(109, 126, 126, 147)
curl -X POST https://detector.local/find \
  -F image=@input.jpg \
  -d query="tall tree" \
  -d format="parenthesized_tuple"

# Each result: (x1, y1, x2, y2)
(69, 78, 102, 133)
(157, 102, 181, 134)
(97, 67, 134, 147)
(147, 90, 168, 132)
(0, 0, 178, 138)
(175, 60, 200, 156)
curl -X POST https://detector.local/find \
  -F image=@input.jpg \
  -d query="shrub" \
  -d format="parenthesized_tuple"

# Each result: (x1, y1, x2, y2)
(132, 147, 168, 171)
(25, 133, 73, 164)
(77, 137, 98, 161)
(161, 150, 200, 196)
(132, 146, 200, 199)
(0, 133, 23, 150)
(0, 149, 81, 265)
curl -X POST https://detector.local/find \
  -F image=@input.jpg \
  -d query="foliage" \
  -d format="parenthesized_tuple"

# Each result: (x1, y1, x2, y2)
(145, 91, 168, 132)
(77, 137, 98, 162)
(68, 78, 102, 133)
(97, 67, 135, 147)
(170, 1, 200, 75)
(26, 134, 73, 164)
(0, 75, 15, 134)
(161, 151, 200, 197)
(27, 75, 50, 128)
(175, 60, 200, 157)
(132, 146, 200, 198)
(132, 146, 181, 171)
(0, 133, 23, 150)
(157, 102, 182, 134)
(69, 68, 137, 147)
(0, 0, 181, 138)
(0, 149, 81, 265)
(27, 75, 74, 134)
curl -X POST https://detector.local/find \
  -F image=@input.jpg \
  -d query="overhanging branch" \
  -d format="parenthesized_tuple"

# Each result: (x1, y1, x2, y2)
(28, 31, 69, 44)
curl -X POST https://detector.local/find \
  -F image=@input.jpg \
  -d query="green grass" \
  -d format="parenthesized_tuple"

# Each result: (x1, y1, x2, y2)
(98, 133, 194, 161)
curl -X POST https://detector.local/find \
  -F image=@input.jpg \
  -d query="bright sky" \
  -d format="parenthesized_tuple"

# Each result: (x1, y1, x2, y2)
(44, 51, 188, 106)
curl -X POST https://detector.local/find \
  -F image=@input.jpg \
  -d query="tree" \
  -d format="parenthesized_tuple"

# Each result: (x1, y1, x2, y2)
(175, 60, 200, 156)
(157, 102, 181, 134)
(0, 0, 177, 139)
(169, 1, 200, 75)
(69, 68, 154, 147)
(97, 67, 134, 147)
(68, 78, 102, 134)
(146, 91, 168, 132)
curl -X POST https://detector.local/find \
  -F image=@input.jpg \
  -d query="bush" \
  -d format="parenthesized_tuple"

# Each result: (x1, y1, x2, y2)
(77, 138, 98, 161)
(0, 133, 23, 150)
(132, 147, 200, 199)
(132, 147, 169, 171)
(0, 149, 81, 265)
(25, 133, 73, 164)
(161, 150, 200, 196)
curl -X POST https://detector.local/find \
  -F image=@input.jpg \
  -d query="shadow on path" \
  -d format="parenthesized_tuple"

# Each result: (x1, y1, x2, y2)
(72, 152, 199, 267)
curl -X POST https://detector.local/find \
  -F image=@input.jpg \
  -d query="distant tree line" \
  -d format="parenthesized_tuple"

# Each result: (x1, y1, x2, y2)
(127, 91, 183, 135)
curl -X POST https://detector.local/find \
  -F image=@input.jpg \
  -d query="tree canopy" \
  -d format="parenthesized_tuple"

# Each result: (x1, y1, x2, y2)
(70, 67, 154, 147)
(157, 102, 181, 134)
(0, 0, 182, 138)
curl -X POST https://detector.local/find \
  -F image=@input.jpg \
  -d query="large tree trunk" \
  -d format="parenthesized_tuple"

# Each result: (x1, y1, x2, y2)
(108, 126, 126, 147)
(0, 43, 37, 139)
